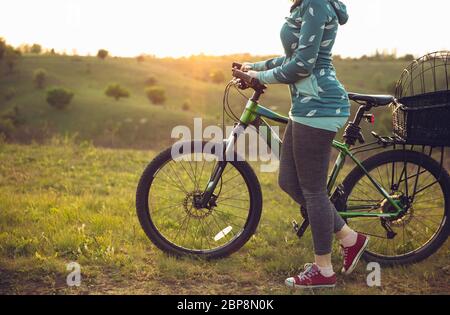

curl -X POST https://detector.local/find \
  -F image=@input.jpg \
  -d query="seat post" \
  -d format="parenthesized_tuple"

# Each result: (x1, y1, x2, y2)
(352, 103, 372, 126)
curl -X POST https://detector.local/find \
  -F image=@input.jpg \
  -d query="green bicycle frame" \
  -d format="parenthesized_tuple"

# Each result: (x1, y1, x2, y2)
(204, 98, 404, 219)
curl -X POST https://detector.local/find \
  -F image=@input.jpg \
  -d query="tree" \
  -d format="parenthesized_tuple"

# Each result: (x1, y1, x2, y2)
(0, 38, 5, 60)
(18, 44, 31, 54)
(105, 83, 130, 101)
(30, 43, 42, 54)
(402, 54, 415, 62)
(145, 86, 166, 105)
(136, 55, 145, 63)
(97, 49, 109, 60)
(210, 69, 225, 84)
(46, 87, 74, 110)
(4, 46, 21, 74)
(33, 68, 47, 89)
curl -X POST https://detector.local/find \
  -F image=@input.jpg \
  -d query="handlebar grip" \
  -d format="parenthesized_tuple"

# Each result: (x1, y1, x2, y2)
(232, 68, 267, 91)
(232, 68, 252, 83)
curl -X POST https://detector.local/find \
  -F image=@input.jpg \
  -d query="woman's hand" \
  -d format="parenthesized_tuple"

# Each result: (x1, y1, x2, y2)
(247, 70, 259, 79)
(241, 62, 253, 72)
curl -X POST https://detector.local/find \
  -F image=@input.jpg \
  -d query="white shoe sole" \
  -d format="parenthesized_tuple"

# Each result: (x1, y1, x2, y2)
(285, 279, 336, 289)
(342, 236, 370, 275)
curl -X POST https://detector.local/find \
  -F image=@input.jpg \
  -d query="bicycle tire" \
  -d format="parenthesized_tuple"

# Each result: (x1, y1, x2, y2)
(136, 141, 263, 259)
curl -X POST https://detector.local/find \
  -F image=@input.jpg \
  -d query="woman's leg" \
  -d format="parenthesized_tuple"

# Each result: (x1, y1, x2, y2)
(279, 120, 359, 271)
(290, 122, 346, 259)
(278, 120, 307, 207)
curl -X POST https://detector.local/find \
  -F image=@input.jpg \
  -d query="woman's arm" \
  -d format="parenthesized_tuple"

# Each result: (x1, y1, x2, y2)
(250, 56, 286, 71)
(256, 0, 329, 84)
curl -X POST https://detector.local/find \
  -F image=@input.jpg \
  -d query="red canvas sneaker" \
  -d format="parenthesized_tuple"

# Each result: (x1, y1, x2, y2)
(285, 263, 336, 289)
(341, 233, 369, 275)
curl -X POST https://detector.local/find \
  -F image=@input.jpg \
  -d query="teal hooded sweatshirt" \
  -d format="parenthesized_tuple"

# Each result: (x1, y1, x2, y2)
(251, 0, 350, 131)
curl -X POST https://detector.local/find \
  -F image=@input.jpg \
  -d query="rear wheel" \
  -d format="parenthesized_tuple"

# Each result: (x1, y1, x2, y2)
(341, 150, 449, 266)
(136, 141, 263, 259)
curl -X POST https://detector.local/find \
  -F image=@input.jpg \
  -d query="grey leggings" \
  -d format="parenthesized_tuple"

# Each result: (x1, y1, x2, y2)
(279, 120, 346, 255)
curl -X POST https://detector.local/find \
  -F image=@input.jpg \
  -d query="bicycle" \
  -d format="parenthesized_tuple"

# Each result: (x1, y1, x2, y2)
(136, 63, 449, 266)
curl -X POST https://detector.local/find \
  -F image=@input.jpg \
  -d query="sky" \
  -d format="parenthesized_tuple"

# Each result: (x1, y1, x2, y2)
(1, 0, 449, 58)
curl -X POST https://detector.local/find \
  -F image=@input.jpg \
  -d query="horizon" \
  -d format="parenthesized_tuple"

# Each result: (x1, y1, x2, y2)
(2, 0, 449, 59)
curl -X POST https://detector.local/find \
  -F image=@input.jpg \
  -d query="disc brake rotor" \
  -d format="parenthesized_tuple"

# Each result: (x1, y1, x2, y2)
(183, 191, 215, 219)
(381, 194, 413, 227)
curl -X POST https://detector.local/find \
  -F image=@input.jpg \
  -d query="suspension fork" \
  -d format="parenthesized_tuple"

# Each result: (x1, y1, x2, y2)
(200, 122, 248, 207)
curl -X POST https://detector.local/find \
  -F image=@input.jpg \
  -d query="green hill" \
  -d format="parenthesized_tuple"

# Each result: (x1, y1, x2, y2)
(0, 54, 410, 149)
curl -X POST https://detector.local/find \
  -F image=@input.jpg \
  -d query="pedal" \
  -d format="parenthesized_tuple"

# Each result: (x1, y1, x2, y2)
(292, 220, 300, 233)
(292, 219, 310, 240)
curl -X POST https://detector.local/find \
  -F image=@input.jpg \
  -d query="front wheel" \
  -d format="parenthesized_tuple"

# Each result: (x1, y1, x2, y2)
(136, 141, 263, 259)
(341, 149, 449, 266)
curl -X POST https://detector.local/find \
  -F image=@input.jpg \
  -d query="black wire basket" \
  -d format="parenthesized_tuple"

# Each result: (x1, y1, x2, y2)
(393, 51, 450, 146)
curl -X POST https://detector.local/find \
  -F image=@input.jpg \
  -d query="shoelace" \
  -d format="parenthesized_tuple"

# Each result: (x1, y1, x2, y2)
(298, 263, 319, 281)
(341, 246, 350, 265)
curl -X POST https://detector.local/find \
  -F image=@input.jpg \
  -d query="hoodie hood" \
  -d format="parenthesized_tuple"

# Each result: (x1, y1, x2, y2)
(329, 0, 349, 25)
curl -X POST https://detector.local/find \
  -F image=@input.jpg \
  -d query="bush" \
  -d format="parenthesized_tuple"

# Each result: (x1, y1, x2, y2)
(145, 76, 157, 86)
(145, 86, 166, 105)
(105, 84, 130, 101)
(46, 87, 74, 110)
(0, 118, 14, 139)
(0, 104, 20, 139)
(97, 49, 108, 60)
(4, 87, 16, 101)
(2, 105, 22, 126)
(181, 100, 191, 111)
(33, 68, 47, 89)
(210, 70, 225, 84)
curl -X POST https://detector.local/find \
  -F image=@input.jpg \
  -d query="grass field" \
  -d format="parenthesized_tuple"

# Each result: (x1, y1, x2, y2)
(0, 141, 448, 295)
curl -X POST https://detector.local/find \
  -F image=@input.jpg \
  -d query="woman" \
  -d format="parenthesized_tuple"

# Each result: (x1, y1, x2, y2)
(243, 0, 369, 289)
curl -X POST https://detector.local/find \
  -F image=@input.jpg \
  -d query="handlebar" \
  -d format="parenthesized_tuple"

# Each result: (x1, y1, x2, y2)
(231, 62, 267, 92)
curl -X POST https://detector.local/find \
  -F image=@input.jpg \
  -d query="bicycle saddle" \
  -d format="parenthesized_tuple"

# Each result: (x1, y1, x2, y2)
(348, 93, 395, 106)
